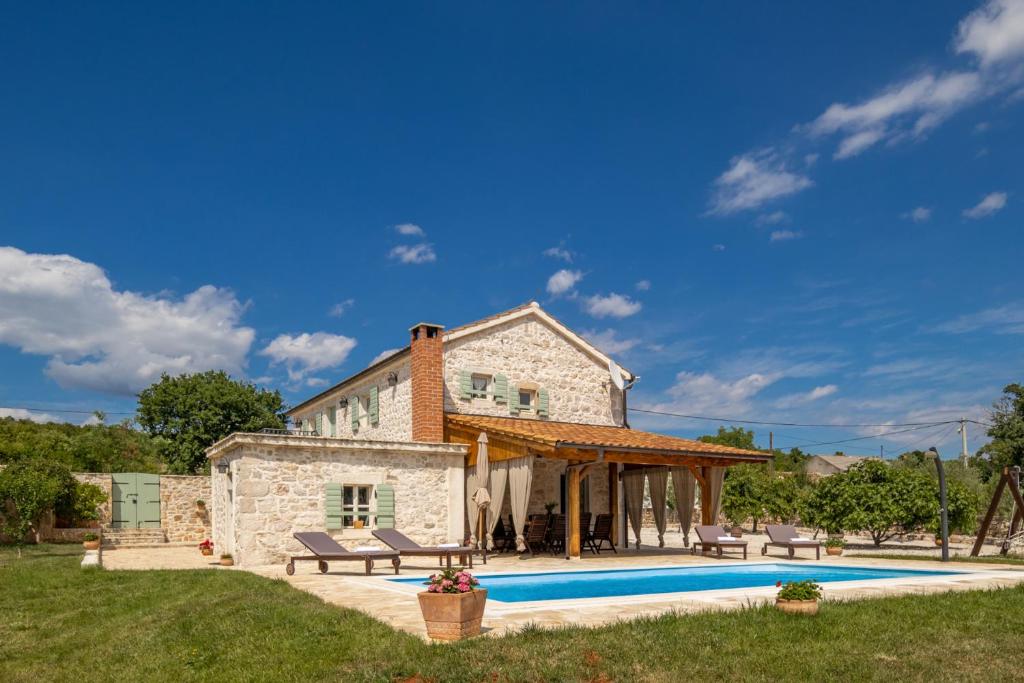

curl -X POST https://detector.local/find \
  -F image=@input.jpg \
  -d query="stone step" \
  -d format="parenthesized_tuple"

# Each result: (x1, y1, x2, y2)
(100, 528, 168, 546)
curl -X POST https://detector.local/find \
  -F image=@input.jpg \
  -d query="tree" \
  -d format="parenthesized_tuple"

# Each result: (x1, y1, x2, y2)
(975, 383, 1024, 480)
(773, 447, 809, 473)
(721, 464, 769, 530)
(0, 416, 162, 473)
(763, 474, 807, 524)
(699, 426, 757, 451)
(0, 459, 74, 550)
(136, 371, 287, 474)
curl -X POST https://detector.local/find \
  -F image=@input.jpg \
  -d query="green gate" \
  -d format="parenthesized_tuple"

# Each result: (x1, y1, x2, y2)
(111, 473, 161, 528)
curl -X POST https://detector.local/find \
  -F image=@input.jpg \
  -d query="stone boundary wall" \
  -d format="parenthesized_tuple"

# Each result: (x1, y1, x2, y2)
(160, 475, 212, 542)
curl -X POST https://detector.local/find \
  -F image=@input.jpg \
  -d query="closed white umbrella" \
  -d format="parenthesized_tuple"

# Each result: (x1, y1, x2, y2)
(471, 432, 491, 549)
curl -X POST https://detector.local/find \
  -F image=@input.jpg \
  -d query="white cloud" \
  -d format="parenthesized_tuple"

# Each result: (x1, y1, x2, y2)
(774, 384, 839, 409)
(770, 230, 802, 242)
(370, 348, 402, 365)
(931, 302, 1024, 334)
(546, 269, 584, 296)
(963, 191, 1008, 218)
(543, 246, 573, 263)
(0, 407, 62, 423)
(804, 153, 819, 166)
(708, 150, 813, 214)
(582, 329, 641, 356)
(305, 377, 329, 387)
(660, 371, 782, 416)
(756, 211, 789, 226)
(328, 298, 355, 317)
(388, 243, 436, 264)
(955, 0, 1024, 67)
(583, 293, 642, 319)
(394, 223, 425, 237)
(712, 244, 727, 252)
(80, 413, 104, 426)
(260, 332, 357, 381)
(0, 247, 255, 395)
(808, 71, 984, 158)
(634, 279, 651, 291)
(903, 206, 932, 222)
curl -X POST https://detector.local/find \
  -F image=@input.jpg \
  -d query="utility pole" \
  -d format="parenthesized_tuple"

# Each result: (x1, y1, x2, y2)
(958, 418, 969, 464)
(768, 431, 774, 476)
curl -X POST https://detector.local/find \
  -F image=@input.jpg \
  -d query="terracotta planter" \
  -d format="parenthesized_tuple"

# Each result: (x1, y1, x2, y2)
(825, 546, 843, 556)
(220, 557, 234, 566)
(934, 537, 944, 547)
(83, 540, 100, 550)
(417, 589, 488, 641)
(353, 519, 365, 529)
(775, 598, 819, 615)
(730, 526, 744, 538)
(201, 548, 213, 556)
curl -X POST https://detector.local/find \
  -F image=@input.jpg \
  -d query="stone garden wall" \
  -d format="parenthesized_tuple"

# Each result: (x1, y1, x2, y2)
(160, 475, 211, 542)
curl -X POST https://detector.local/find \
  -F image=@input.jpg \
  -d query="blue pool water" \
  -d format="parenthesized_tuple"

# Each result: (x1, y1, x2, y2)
(390, 563, 962, 603)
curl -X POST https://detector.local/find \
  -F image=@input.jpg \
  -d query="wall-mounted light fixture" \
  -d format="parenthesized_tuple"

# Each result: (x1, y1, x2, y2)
(338, 397, 349, 408)
(216, 460, 229, 474)
(387, 371, 399, 387)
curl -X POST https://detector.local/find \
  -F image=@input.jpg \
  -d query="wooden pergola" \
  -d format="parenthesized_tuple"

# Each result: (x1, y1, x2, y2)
(445, 414, 770, 558)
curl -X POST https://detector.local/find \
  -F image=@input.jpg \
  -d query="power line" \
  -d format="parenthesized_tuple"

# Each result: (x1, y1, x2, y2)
(783, 422, 952, 449)
(630, 407, 959, 429)
(0, 405, 136, 416)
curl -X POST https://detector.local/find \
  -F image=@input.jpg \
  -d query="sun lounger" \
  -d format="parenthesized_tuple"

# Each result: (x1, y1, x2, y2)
(762, 524, 821, 560)
(286, 531, 401, 576)
(372, 529, 486, 568)
(693, 525, 748, 559)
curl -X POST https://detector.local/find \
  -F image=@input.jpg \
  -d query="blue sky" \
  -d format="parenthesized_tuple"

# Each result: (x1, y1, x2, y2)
(1, 1, 1022, 455)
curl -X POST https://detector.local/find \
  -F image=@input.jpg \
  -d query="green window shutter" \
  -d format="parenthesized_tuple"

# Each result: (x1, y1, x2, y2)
(315, 412, 323, 436)
(537, 388, 549, 417)
(327, 407, 337, 437)
(369, 386, 379, 426)
(509, 384, 520, 415)
(375, 484, 395, 529)
(459, 370, 472, 400)
(302, 417, 312, 432)
(325, 483, 343, 530)
(350, 396, 360, 432)
(493, 374, 508, 404)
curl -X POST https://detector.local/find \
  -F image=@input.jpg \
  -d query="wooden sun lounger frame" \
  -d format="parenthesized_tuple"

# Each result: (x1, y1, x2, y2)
(692, 525, 748, 559)
(372, 529, 487, 569)
(761, 524, 821, 560)
(286, 532, 401, 576)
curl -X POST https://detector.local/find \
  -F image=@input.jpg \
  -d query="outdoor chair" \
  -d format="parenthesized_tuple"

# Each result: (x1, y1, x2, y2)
(372, 529, 485, 568)
(287, 532, 401, 576)
(586, 513, 616, 554)
(693, 525, 748, 560)
(548, 514, 567, 555)
(762, 524, 821, 560)
(523, 514, 550, 555)
(490, 517, 512, 553)
(579, 512, 592, 545)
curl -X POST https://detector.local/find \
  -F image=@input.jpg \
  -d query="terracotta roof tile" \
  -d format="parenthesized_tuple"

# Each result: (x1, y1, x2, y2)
(446, 413, 769, 460)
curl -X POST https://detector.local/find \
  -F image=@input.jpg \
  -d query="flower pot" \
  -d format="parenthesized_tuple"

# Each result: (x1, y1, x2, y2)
(417, 589, 488, 641)
(825, 546, 843, 556)
(83, 540, 100, 551)
(775, 598, 819, 615)
(201, 548, 213, 556)
(353, 519, 365, 529)
(220, 557, 234, 567)
(730, 526, 743, 538)
(934, 537, 944, 547)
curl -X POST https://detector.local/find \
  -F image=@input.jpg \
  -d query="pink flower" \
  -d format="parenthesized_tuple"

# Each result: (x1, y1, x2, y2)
(458, 583, 471, 592)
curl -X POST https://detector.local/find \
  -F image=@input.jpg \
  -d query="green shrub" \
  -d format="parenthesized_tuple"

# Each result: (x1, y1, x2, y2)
(824, 537, 845, 548)
(82, 532, 99, 542)
(70, 483, 107, 524)
(777, 580, 822, 601)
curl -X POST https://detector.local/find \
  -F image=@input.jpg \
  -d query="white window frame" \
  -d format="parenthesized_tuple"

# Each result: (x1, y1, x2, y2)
(342, 484, 374, 528)
(470, 373, 492, 399)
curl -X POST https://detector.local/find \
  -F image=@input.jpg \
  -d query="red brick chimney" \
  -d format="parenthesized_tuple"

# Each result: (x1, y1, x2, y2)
(409, 322, 444, 442)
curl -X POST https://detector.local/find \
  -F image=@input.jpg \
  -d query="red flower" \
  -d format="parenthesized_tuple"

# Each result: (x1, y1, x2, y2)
(776, 580, 782, 587)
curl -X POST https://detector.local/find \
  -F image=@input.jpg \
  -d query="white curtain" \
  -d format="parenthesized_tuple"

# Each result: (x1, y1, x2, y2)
(646, 468, 669, 547)
(623, 470, 645, 549)
(507, 455, 535, 551)
(485, 461, 509, 550)
(706, 467, 726, 524)
(671, 467, 696, 547)
(465, 471, 479, 547)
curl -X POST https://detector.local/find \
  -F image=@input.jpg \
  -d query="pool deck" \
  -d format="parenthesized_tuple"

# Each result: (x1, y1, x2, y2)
(102, 535, 1024, 640)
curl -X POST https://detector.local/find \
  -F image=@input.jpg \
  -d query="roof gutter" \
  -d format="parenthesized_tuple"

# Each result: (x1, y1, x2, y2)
(553, 441, 769, 462)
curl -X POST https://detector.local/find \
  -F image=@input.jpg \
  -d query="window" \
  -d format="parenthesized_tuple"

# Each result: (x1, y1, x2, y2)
(342, 485, 372, 527)
(518, 389, 535, 410)
(471, 374, 491, 398)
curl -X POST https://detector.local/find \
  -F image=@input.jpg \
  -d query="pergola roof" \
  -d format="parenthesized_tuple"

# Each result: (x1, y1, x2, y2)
(445, 413, 769, 465)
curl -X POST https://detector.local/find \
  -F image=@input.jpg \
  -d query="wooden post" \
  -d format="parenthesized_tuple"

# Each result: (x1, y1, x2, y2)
(608, 462, 619, 546)
(971, 468, 1008, 556)
(568, 465, 581, 558)
(698, 466, 713, 526)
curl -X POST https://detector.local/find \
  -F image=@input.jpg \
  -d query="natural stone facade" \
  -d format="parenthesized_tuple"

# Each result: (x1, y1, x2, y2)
(207, 433, 466, 566)
(443, 314, 624, 427)
(159, 475, 212, 542)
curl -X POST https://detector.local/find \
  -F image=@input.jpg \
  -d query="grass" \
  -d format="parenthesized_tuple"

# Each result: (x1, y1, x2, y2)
(854, 552, 1024, 566)
(4, 544, 1024, 682)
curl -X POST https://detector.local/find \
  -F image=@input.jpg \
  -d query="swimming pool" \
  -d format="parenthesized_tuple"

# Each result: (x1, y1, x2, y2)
(390, 563, 964, 603)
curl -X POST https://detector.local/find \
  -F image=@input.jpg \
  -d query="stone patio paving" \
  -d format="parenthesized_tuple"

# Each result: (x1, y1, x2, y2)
(101, 530, 1024, 640)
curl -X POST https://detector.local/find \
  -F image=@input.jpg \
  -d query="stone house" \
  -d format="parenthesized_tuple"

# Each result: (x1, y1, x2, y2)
(207, 302, 769, 566)
(805, 454, 881, 480)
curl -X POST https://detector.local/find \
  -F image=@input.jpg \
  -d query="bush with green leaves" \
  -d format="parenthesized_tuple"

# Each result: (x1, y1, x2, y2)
(69, 483, 107, 525)
(824, 537, 845, 548)
(721, 464, 769, 529)
(777, 580, 822, 601)
(0, 459, 74, 545)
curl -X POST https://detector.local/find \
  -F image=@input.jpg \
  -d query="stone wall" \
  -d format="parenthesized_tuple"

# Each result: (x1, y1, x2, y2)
(208, 434, 466, 566)
(160, 475, 212, 542)
(443, 313, 624, 427)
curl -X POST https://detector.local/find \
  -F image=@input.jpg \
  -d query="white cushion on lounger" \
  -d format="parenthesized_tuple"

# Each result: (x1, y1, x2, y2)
(354, 546, 380, 552)
(437, 543, 460, 548)
(717, 536, 736, 542)
(793, 537, 812, 542)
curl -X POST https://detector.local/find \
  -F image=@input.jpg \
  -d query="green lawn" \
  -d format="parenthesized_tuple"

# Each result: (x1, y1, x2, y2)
(4, 545, 1024, 682)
